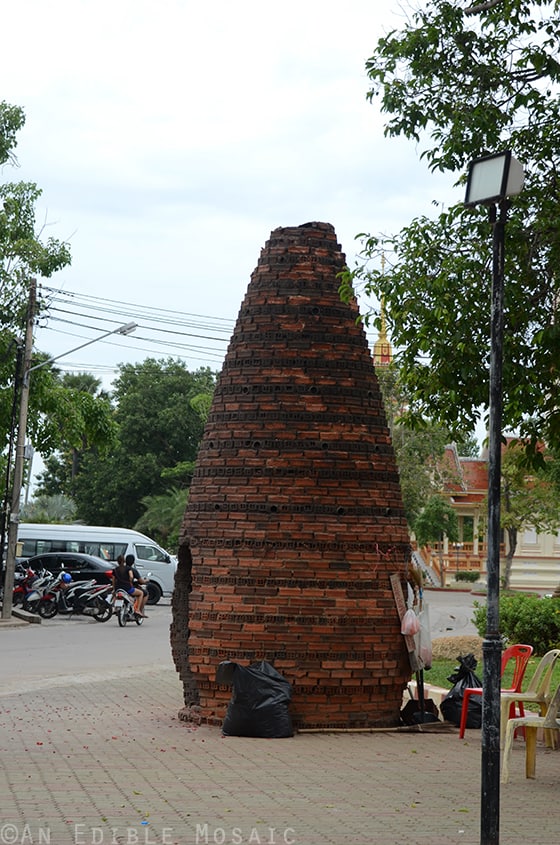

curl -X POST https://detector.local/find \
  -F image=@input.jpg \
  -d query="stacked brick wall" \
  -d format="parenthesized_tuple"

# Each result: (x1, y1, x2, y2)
(170, 222, 412, 730)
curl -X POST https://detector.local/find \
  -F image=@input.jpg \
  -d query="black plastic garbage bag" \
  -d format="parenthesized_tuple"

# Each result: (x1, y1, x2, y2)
(440, 653, 483, 729)
(217, 659, 293, 738)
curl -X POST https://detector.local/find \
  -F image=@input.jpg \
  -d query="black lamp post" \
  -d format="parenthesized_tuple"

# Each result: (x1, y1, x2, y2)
(453, 542, 463, 573)
(464, 150, 524, 845)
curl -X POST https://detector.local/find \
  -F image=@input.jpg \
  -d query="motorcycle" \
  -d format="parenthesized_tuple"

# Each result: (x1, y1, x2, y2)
(37, 572, 113, 621)
(21, 570, 57, 614)
(113, 587, 144, 627)
(12, 565, 52, 611)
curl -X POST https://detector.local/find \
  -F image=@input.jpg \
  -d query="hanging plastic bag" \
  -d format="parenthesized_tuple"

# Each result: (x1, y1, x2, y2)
(401, 607, 421, 636)
(415, 602, 433, 670)
(401, 582, 420, 635)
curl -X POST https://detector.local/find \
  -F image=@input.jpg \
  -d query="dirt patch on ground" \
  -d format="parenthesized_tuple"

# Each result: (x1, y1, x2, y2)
(431, 635, 484, 661)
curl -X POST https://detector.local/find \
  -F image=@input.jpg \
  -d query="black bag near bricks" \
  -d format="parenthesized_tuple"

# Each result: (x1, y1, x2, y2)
(440, 653, 483, 729)
(217, 659, 293, 738)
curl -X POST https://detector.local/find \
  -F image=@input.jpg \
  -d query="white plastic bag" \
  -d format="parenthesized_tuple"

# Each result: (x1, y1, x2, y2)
(401, 607, 421, 636)
(415, 602, 433, 669)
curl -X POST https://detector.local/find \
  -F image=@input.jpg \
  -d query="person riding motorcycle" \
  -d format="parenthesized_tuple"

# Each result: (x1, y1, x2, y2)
(111, 555, 146, 618)
(125, 553, 149, 618)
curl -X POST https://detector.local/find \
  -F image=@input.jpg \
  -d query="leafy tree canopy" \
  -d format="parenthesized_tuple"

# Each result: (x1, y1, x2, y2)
(69, 360, 216, 529)
(486, 442, 560, 587)
(20, 493, 76, 524)
(413, 493, 459, 547)
(134, 487, 189, 550)
(0, 103, 117, 502)
(340, 0, 560, 459)
(376, 361, 468, 525)
(0, 101, 24, 167)
(1, 102, 71, 329)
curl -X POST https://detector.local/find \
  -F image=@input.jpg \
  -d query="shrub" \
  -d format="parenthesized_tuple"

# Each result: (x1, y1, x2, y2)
(473, 594, 560, 655)
(455, 570, 480, 583)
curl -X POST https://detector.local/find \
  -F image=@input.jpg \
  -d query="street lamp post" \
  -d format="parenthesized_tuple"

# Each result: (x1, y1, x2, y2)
(1, 311, 137, 620)
(453, 542, 464, 573)
(464, 150, 524, 845)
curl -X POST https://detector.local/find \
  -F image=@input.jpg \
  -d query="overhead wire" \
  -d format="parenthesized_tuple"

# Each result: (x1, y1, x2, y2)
(34, 284, 234, 376)
(43, 314, 228, 354)
(39, 285, 235, 334)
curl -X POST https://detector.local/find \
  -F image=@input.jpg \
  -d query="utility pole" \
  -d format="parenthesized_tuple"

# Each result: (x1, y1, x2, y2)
(2, 279, 36, 620)
(0, 340, 24, 568)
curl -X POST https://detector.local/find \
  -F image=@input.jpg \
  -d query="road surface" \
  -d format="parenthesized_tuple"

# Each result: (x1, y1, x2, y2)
(0, 589, 481, 695)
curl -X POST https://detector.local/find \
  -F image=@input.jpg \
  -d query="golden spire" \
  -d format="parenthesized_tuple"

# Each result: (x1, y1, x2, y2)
(373, 253, 393, 366)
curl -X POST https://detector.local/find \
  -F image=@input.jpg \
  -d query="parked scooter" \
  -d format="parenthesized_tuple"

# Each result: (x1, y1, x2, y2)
(21, 570, 56, 614)
(37, 572, 113, 621)
(113, 587, 144, 627)
(12, 564, 50, 609)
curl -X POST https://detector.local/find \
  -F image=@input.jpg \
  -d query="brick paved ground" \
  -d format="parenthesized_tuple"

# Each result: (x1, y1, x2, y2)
(0, 665, 559, 845)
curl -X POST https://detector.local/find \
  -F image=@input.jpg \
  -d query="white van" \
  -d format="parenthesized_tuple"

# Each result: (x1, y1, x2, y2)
(17, 523, 176, 604)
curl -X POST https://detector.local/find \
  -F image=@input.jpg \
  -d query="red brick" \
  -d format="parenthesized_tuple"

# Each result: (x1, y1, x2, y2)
(171, 222, 412, 730)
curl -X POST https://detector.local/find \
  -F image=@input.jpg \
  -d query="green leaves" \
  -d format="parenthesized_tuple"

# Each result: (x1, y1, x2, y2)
(473, 593, 560, 655)
(413, 495, 459, 548)
(352, 1, 560, 454)
(0, 102, 25, 166)
(67, 360, 216, 528)
(1, 101, 74, 477)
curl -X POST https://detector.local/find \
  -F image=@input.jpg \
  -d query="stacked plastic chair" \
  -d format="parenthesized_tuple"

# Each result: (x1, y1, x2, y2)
(458, 644, 533, 739)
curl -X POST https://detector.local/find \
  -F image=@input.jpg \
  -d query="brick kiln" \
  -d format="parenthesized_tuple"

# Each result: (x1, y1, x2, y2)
(170, 222, 412, 730)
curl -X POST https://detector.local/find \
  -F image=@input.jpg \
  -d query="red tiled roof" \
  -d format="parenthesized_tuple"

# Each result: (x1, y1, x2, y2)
(460, 458, 488, 491)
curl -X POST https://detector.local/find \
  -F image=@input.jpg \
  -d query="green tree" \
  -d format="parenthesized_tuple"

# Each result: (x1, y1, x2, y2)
(413, 494, 459, 585)
(134, 487, 189, 550)
(20, 493, 76, 524)
(487, 444, 560, 589)
(34, 373, 116, 496)
(71, 360, 216, 527)
(340, 0, 560, 457)
(0, 103, 119, 579)
(1, 102, 73, 469)
(376, 362, 461, 525)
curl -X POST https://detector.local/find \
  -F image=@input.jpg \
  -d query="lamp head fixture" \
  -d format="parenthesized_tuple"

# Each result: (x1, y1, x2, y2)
(464, 151, 524, 207)
(116, 321, 138, 335)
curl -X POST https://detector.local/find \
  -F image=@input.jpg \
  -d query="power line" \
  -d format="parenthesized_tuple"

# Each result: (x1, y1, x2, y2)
(37, 323, 226, 370)
(46, 307, 231, 344)
(33, 285, 234, 374)
(39, 285, 235, 334)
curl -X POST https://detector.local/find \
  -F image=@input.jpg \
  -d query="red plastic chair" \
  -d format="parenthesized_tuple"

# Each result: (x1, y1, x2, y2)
(458, 644, 534, 739)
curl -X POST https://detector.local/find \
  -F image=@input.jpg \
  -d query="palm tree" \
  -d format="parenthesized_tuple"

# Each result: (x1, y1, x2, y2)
(134, 487, 189, 550)
(20, 494, 77, 523)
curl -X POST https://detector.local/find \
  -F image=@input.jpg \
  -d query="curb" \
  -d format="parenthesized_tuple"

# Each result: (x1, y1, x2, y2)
(0, 605, 41, 626)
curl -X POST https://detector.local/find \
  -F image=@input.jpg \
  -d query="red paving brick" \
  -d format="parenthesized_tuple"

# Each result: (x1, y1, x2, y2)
(0, 666, 558, 844)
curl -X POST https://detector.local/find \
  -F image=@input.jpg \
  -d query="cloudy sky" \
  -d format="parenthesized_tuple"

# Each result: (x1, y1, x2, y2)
(2, 0, 458, 382)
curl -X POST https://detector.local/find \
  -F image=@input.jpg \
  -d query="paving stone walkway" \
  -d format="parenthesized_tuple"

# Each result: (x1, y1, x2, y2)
(0, 665, 559, 844)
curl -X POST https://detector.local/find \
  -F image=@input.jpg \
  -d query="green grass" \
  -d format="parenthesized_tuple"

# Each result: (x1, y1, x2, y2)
(423, 656, 560, 710)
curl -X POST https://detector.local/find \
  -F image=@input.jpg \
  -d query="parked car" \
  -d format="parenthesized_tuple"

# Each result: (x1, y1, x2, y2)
(24, 552, 115, 585)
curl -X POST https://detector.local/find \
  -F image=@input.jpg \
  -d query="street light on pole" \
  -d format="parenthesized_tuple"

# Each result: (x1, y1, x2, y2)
(26, 321, 138, 378)
(1, 311, 137, 620)
(453, 542, 464, 573)
(464, 150, 524, 845)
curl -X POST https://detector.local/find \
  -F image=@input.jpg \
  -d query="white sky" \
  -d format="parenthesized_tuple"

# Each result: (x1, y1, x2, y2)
(2, 0, 460, 385)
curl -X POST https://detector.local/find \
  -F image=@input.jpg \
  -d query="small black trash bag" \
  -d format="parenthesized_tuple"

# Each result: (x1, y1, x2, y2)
(217, 659, 293, 738)
(440, 653, 483, 729)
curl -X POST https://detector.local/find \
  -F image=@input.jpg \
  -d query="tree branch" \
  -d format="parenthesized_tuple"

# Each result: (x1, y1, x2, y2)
(465, 0, 503, 14)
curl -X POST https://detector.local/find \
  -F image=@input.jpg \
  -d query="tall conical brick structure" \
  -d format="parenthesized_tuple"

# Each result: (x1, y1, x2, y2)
(171, 222, 412, 730)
